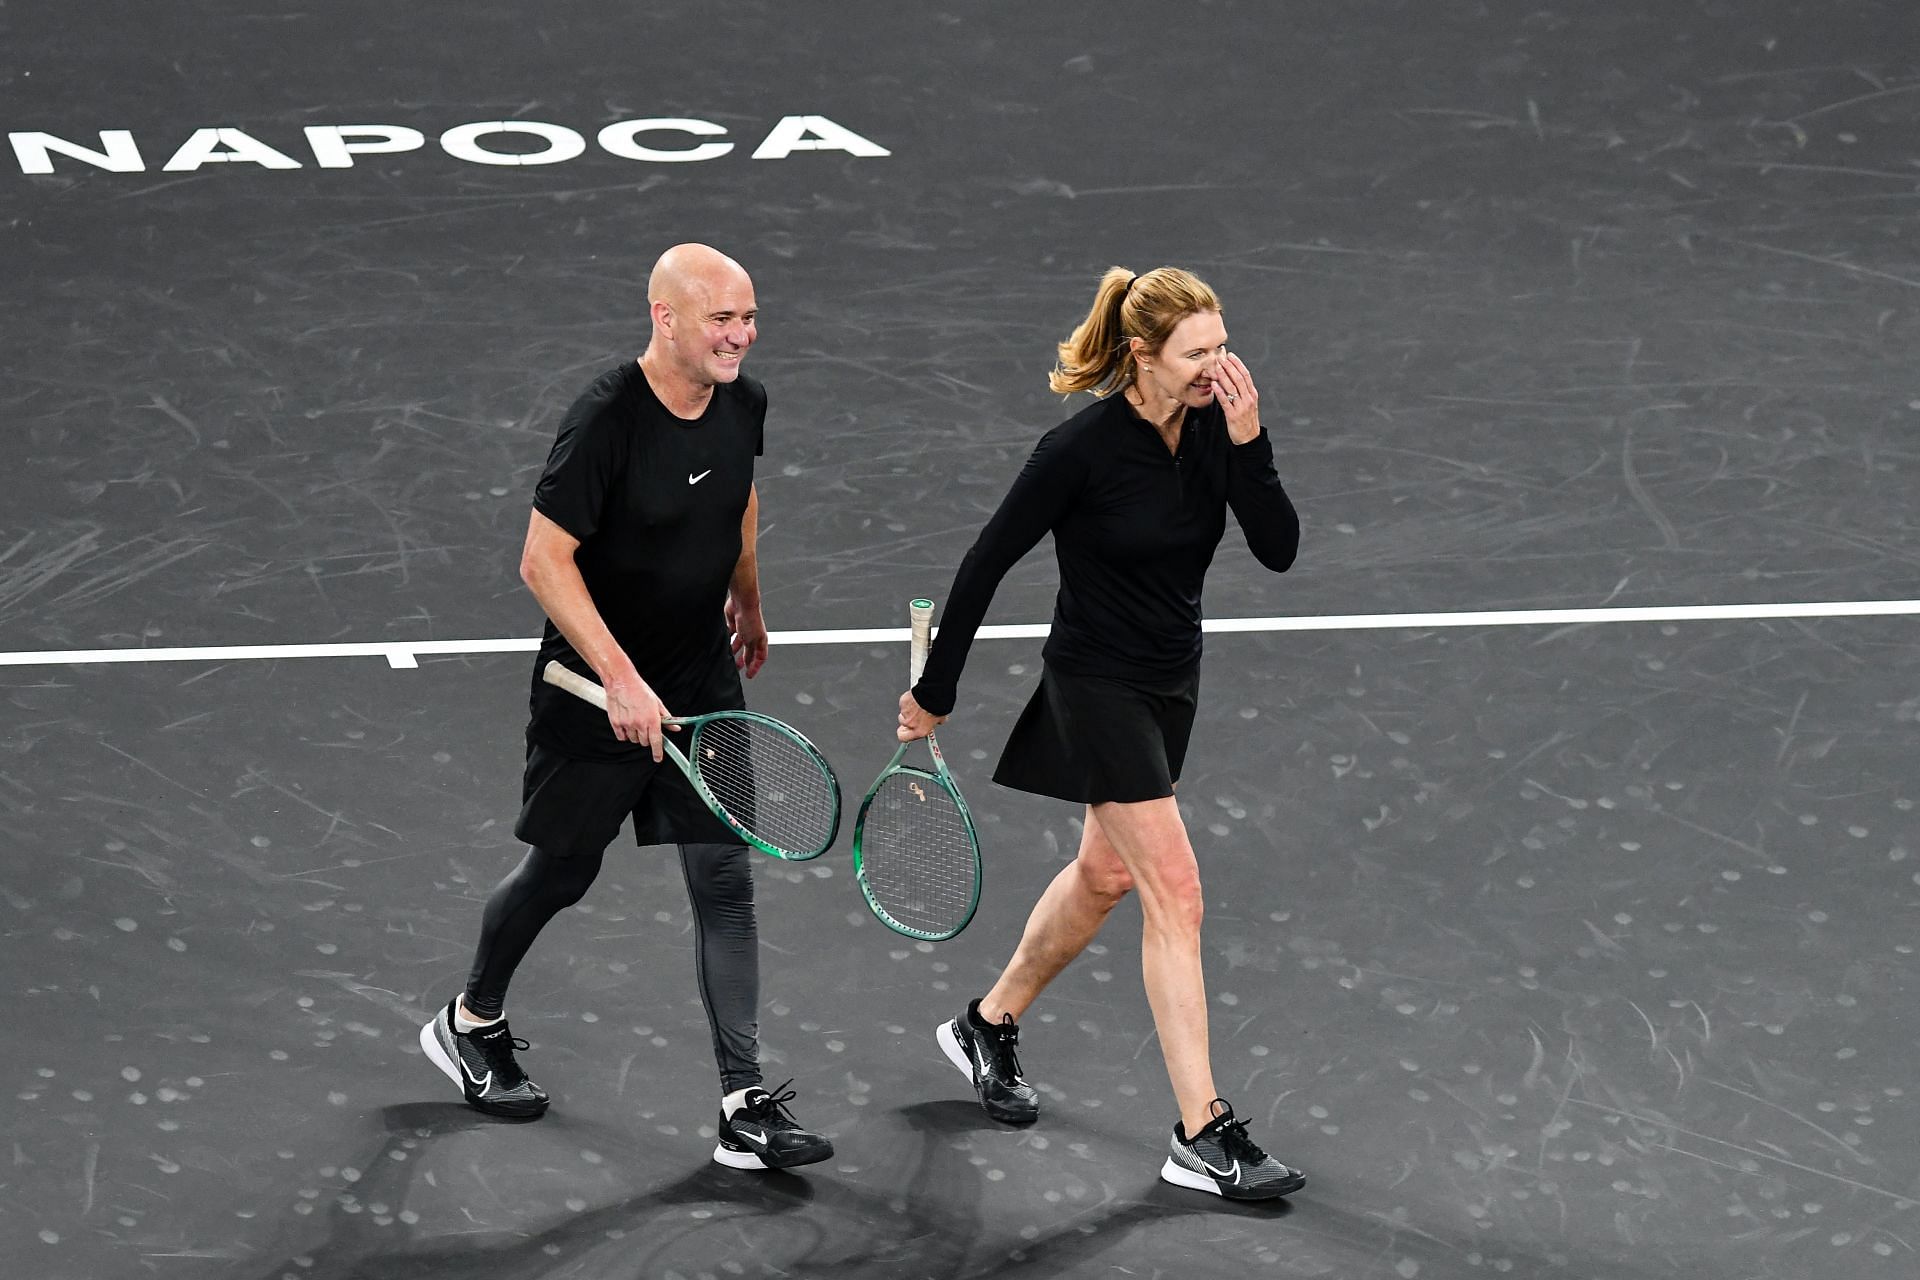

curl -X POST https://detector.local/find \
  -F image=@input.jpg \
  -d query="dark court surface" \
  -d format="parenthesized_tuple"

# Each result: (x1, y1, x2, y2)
(5, 2, 1919, 1277)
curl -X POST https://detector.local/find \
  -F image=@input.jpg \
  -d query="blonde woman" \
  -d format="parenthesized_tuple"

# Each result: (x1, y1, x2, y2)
(897, 266, 1305, 1200)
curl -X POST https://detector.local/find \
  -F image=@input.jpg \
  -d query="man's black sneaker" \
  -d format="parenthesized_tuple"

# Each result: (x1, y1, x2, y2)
(1161, 1099, 1305, 1201)
(936, 998, 1039, 1124)
(713, 1081, 835, 1170)
(419, 997, 550, 1119)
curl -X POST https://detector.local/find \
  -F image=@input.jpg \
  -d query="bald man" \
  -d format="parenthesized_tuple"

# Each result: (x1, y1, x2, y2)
(420, 244, 835, 1171)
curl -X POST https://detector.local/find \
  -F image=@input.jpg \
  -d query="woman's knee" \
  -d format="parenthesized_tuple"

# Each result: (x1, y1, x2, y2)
(1087, 801, 1202, 930)
(1145, 867, 1205, 934)
(1073, 850, 1134, 904)
(1075, 815, 1135, 903)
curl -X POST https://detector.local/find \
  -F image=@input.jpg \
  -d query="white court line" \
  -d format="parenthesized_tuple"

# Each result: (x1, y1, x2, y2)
(1, 599, 1916, 671)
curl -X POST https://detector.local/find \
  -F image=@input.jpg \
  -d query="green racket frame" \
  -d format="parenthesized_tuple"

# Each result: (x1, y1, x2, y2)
(850, 599, 983, 940)
(541, 661, 841, 862)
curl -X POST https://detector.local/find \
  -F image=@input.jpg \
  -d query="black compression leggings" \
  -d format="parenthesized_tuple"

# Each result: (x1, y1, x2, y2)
(462, 842, 762, 1092)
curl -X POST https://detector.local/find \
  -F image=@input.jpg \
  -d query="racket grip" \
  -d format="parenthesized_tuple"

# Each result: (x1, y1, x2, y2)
(542, 660, 608, 710)
(908, 598, 934, 686)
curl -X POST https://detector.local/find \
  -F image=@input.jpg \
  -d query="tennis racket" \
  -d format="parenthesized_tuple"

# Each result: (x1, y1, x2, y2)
(851, 598, 983, 940)
(540, 661, 842, 862)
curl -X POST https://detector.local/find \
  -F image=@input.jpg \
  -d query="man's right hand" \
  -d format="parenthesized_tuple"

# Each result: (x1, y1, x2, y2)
(604, 668, 675, 762)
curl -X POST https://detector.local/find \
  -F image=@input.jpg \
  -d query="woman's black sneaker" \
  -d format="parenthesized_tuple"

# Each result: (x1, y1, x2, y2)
(936, 997, 1039, 1124)
(1161, 1099, 1305, 1200)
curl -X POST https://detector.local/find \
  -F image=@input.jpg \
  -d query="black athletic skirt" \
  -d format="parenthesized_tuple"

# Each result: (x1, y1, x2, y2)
(992, 663, 1200, 805)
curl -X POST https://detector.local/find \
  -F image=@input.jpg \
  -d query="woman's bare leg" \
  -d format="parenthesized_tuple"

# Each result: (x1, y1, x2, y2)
(978, 808, 1133, 1022)
(1084, 796, 1218, 1137)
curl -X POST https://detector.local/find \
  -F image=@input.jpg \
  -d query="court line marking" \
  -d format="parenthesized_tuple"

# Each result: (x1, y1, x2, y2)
(1, 598, 1915, 671)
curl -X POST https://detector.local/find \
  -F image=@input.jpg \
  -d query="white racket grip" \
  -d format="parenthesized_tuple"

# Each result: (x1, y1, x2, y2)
(542, 660, 608, 710)
(908, 598, 934, 686)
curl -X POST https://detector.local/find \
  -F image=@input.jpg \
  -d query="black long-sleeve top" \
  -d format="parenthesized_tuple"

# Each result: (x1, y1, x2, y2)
(911, 393, 1300, 716)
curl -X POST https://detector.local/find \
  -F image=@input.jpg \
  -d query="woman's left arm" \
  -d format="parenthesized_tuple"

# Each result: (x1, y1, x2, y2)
(1215, 353, 1300, 573)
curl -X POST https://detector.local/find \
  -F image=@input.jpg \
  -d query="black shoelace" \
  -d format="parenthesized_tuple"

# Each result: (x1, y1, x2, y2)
(474, 1027, 531, 1087)
(745, 1079, 804, 1131)
(983, 1015, 1027, 1082)
(1201, 1102, 1271, 1165)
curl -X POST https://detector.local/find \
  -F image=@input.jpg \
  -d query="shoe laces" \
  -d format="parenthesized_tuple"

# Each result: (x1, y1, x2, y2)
(743, 1079, 804, 1131)
(1200, 1100, 1270, 1165)
(982, 1014, 1027, 1082)
(473, 1024, 531, 1087)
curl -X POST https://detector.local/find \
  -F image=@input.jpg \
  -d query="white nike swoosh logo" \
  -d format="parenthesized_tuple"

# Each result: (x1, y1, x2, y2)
(688, 470, 712, 484)
(732, 1124, 765, 1142)
(461, 1061, 492, 1092)
(1200, 1154, 1240, 1180)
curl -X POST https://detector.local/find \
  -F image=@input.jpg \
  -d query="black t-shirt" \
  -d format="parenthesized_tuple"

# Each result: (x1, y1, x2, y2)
(911, 393, 1299, 716)
(526, 361, 765, 758)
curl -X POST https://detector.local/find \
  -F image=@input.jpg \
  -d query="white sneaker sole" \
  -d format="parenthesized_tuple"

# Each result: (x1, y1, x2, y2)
(1159, 1157, 1229, 1195)
(419, 1015, 463, 1093)
(1160, 1156, 1303, 1200)
(936, 1019, 973, 1081)
(712, 1143, 771, 1170)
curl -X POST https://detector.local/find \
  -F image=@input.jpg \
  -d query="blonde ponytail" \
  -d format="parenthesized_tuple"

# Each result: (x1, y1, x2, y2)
(1047, 266, 1221, 397)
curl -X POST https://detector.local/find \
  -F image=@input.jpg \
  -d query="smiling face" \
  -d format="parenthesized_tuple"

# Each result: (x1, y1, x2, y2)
(666, 271, 757, 385)
(1135, 310, 1227, 410)
(648, 244, 758, 387)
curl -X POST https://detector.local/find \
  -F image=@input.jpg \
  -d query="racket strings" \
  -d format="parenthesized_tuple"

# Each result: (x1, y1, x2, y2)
(859, 771, 977, 936)
(689, 718, 837, 859)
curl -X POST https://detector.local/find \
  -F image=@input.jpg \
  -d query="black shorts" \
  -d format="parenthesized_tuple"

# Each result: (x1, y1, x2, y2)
(515, 656, 744, 855)
(991, 664, 1200, 805)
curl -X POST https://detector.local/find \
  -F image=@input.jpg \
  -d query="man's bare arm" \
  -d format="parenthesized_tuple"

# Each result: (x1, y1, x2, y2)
(725, 484, 769, 678)
(521, 508, 673, 758)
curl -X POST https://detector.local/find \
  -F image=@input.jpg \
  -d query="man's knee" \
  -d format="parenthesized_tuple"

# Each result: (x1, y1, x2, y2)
(680, 842, 756, 907)
(519, 845, 604, 911)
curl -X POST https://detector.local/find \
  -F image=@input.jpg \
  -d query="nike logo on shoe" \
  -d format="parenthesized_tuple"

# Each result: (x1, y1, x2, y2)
(688, 470, 712, 485)
(732, 1124, 766, 1142)
(1199, 1154, 1241, 1181)
(972, 1042, 1025, 1085)
(460, 1060, 493, 1092)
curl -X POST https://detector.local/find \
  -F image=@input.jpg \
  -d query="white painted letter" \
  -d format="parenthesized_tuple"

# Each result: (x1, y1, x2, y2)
(10, 129, 145, 174)
(750, 115, 890, 160)
(304, 125, 427, 169)
(163, 128, 303, 172)
(596, 118, 733, 163)
(440, 121, 586, 167)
